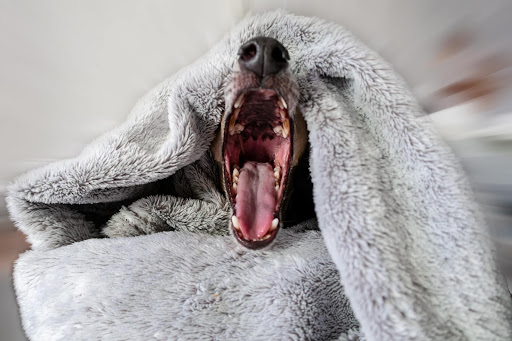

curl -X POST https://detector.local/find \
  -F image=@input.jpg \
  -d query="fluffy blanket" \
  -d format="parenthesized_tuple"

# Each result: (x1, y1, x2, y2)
(8, 10, 512, 341)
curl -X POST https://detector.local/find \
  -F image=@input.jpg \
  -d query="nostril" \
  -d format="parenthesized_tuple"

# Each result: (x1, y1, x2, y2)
(239, 43, 257, 62)
(271, 46, 287, 63)
(238, 37, 289, 77)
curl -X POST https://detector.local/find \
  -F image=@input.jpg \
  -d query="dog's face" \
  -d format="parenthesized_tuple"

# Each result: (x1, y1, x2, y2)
(211, 37, 309, 249)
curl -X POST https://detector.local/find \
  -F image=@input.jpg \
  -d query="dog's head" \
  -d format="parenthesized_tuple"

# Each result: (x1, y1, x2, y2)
(211, 37, 309, 249)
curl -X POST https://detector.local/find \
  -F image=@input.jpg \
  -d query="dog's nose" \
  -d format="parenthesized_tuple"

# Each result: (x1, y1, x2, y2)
(237, 37, 289, 77)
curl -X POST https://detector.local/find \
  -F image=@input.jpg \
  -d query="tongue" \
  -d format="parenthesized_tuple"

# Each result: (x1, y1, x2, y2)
(236, 161, 276, 240)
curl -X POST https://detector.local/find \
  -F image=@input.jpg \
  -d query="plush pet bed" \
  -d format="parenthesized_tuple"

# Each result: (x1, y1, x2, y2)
(8, 10, 512, 341)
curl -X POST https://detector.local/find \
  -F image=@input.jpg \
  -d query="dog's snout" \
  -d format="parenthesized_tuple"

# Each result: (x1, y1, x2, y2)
(237, 37, 289, 77)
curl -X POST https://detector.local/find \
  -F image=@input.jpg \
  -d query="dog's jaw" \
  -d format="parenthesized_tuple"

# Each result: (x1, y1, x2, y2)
(212, 38, 307, 249)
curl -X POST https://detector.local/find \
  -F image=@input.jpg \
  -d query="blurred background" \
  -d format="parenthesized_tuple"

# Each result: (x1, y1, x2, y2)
(1, 0, 511, 339)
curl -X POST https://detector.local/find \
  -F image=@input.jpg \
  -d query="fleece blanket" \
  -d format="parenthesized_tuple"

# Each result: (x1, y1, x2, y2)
(8, 10, 512, 341)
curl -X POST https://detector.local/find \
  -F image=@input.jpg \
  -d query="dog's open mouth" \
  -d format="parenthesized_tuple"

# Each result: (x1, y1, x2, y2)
(222, 89, 292, 248)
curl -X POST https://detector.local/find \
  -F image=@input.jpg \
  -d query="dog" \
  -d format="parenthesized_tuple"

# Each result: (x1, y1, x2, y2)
(101, 37, 315, 249)
(211, 37, 315, 249)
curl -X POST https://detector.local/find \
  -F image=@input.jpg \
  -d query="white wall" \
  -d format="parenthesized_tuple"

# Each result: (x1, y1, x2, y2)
(0, 0, 246, 223)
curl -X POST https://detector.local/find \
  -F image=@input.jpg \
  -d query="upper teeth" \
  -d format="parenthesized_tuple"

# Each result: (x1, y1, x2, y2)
(272, 118, 290, 139)
(229, 96, 290, 139)
(273, 125, 283, 135)
(230, 123, 244, 135)
(228, 108, 242, 135)
(234, 94, 245, 109)
(278, 96, 287, 109)
(233, 107, 240, 119)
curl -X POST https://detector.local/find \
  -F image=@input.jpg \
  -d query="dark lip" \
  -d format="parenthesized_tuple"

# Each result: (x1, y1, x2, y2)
(222, 87, 294, 249)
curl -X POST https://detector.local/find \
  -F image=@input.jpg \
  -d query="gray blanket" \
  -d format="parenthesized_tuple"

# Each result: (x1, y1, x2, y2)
(8, 10, 512, 341)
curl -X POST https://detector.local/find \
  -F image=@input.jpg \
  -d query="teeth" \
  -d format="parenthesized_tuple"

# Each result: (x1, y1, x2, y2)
(232, 183, 238, 194)
(282, 119, 290, 138)
(231, 216, 240, 230)
(271, 218, 279, 231)
(232, 108, 241, 125)
(247, 233, 274, 242)
(234, 124, 244, 133)
(274, 166, 281, 180)
(233, 168, 239, 179)
(275, 184, 279, 192)
(273, 125, 283, 136)
(280, 109, 287, 120)
(230, 123, 244, 135)
(252, 234, 272, 242)
(278, 96, 288, 109)
(234, 94, 245, 108)
(228, 108, 243, 135)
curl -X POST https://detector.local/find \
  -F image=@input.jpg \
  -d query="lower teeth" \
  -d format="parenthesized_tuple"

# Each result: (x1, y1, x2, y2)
(252, 234, 272, 242)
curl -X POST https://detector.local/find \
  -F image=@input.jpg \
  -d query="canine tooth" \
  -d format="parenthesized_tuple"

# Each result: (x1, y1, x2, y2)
(278, 96, 288, 109)
(233, 107, 240, 118)
(231, 216, 240, 230)
(280, 109, 287, 120)
(271, 218, 279, 231)
(234, 94, 245, 108)
(263, 234, 271, 240)
(282, 119, 290, 138)
(232, 183, 238, 194)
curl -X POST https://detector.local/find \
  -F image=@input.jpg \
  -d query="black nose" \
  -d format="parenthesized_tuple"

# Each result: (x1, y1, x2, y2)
(237, 37, 289, 77)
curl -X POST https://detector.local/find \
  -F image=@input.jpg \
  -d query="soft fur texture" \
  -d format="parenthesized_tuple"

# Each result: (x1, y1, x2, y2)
(8, 10, 512, 341)
(14, 224, 361, 341)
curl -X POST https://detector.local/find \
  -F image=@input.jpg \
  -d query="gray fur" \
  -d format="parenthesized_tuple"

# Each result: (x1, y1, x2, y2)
(8, 10, 512, 340)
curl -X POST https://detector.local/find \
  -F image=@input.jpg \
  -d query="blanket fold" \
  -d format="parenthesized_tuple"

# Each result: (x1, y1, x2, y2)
(8, 10, 512, 341)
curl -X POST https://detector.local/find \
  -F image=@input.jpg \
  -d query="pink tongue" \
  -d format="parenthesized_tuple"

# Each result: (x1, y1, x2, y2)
(236, 161, 276, 240)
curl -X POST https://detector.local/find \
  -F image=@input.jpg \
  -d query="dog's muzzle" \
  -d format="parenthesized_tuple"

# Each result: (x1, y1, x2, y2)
(212, 36, 308, 249)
